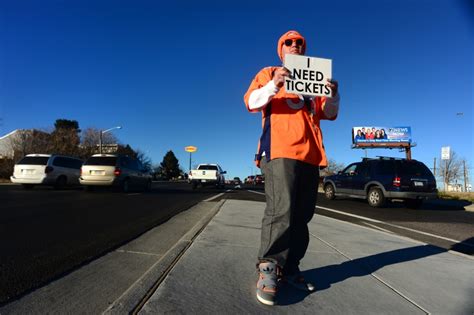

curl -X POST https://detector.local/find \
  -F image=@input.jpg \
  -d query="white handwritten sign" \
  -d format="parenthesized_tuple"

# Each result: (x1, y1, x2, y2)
(284, 54, 332, 97)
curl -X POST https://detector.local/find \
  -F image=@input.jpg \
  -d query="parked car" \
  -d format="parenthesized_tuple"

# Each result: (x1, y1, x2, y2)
(245, 175, 255, 185)
(80, 154, 152, 192)
(254, 174, 264, 185)
(10, 154, 83, 189)
(323, 157, 437, 208)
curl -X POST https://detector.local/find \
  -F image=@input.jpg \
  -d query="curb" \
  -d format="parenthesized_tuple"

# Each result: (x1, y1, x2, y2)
(102, 199, 225, 314)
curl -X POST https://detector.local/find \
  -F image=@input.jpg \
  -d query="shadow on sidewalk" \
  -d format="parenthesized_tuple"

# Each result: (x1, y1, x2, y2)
(278, 244, 446, 305)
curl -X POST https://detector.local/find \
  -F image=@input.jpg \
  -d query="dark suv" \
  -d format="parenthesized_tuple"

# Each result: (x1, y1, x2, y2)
(323, 157, 437, 208)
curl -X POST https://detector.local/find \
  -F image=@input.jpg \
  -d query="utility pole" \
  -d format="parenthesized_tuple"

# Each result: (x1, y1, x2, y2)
(433, 157, 436, 177)
(445, 159, 448, 191)
(464, 160, 467, 192)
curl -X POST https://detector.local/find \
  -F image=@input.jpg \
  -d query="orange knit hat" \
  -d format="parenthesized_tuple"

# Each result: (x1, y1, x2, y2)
(277, 30, 306, 61)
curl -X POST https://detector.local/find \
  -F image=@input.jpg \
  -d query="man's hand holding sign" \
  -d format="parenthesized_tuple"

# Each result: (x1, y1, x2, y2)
(283, 54, 338, 97)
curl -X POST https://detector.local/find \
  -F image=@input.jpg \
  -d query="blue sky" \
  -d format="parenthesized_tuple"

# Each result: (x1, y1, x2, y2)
(1, 0, 472, 180)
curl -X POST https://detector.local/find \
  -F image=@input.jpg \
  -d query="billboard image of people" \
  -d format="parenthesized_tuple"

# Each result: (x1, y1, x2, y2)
(352, 126, 411, 145)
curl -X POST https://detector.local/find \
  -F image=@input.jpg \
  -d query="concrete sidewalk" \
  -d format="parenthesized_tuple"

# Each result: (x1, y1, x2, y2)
(138, 199, 473, 314)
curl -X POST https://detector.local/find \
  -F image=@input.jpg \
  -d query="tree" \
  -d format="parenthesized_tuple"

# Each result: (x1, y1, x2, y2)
(135, 149, 152, 172)
(80, 128, 118, 158)
(116, 144, 137, 158)
(158, 150, 181, 180)
(7, 129, 51, 161)
(48, 119, 81, 156)
(438, 150, 463, 188)
(54, 119, 80, 132)
(324, 158, 346, 176)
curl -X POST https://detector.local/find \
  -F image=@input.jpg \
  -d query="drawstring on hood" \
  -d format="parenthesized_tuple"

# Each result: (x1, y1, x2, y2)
(277, 30, 306, 61)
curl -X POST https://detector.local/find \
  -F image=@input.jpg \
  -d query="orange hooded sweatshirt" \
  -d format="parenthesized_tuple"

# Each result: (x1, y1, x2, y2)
(244, 30, 339, 168)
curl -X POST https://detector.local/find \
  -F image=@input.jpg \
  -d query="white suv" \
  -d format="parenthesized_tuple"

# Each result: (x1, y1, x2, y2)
(10, 154, 83, 189)
(80, 154, 152, 192)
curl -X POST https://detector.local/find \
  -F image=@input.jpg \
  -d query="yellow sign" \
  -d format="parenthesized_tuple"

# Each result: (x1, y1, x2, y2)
(185, 146, 197, 153)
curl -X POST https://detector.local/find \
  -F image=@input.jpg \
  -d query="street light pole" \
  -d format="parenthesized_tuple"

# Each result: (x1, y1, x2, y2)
(99, 126, 122, 154)
(99, 131, 103, 154)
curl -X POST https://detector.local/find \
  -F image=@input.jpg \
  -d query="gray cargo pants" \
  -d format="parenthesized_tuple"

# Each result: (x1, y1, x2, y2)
(258, 158, 319, 275)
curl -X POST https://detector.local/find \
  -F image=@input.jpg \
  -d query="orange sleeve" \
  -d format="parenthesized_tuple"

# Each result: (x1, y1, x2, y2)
(243, 67, 274, 113)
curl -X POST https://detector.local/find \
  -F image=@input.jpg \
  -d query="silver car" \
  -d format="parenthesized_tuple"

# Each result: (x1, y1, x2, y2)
(80, 154, 152, 192)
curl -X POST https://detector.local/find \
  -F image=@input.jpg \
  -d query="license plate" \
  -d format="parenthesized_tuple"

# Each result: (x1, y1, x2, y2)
(414, 181, 424, 187)
(201, 179, 207, 183)
(22, 169, 34, 174)
(91, 170, 105, 175)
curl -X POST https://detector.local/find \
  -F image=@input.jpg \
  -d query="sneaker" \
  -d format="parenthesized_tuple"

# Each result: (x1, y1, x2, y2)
(284, 273, 316, 292)
(256, 262, 279, 305)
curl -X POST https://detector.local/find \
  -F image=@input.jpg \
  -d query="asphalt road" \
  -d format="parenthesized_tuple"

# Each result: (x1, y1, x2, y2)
(0, 182, 220, 304)
(1, 182, 473, 305)
(222, 185, 474, 256)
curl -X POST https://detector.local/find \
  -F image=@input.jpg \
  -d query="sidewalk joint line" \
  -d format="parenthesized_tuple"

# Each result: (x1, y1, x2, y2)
(361, 222, 395, 234)
(311, 233, 431, 314)
(115, 249, 161, 257)
(130, 200, 225, 314)
(102, 200, 225, 315)
(370, 273, 431, 314)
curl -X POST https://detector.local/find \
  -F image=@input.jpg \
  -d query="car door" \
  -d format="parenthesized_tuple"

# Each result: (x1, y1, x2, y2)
(136, 160, 147, 188)
(129, 158, 141, 188)
(336, 163, 359, 194)
(351, 162, 370, 196)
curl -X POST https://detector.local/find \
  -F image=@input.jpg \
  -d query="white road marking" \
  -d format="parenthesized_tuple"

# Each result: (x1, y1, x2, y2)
(204, 191, 229, 202)
(247, 190, 265, 195)
(316, 205, 473, 247)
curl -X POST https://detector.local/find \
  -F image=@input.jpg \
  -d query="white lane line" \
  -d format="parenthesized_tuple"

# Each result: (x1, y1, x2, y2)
(316, 205, 473, 247)
(247, 190, 265, 195)
(246, 189, 472, 248)
(204, 191, 229, 202)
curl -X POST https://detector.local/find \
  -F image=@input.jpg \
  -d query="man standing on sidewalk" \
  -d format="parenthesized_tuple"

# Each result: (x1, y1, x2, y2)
(244, 30, 340, 305)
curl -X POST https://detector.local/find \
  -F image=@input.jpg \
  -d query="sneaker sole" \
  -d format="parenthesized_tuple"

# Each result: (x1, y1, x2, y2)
(256, 291, 276, 306)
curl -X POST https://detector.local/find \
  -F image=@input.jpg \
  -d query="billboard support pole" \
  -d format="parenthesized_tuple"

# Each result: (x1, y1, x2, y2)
(405, 146, 411, 160)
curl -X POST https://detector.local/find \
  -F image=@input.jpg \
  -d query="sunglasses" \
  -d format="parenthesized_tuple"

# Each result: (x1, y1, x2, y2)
(284, 38, 304, 47)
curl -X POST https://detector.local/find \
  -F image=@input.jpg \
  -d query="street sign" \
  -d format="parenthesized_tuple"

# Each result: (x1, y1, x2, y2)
(441, 146, 450, 160)
(185, 146, 197, 153)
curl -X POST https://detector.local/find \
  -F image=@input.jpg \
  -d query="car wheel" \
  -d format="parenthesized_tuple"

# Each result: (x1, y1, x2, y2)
(405, 199, 423, 209)
(22, 184, 35, 190)
(54, 176, 67, 190)
(367, 187, 385, 207)
(191, 181, 198, 190)
(122, 179, 130, 193)
(324, 184, 336, 200)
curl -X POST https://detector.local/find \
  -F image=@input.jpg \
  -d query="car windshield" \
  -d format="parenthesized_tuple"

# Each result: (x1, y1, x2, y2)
(84, 157, 117, 166)
(17, 156, 49, 165)
(198, 165, 218, 170)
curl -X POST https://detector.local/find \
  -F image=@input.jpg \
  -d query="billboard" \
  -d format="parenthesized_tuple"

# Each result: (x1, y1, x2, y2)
(352, 127, 412, 145)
